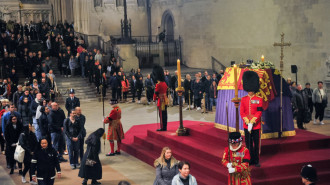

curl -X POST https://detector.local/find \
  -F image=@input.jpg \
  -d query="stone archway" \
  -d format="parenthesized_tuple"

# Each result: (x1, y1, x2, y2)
(161, 10, 175, 41)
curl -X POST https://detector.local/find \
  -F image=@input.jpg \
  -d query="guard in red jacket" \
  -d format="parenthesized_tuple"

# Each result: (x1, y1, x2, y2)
(240, 71, 263, 167)
(222, 132, 251, 185)
(103, 104, 124, 156)
(152, 65, 168, 131)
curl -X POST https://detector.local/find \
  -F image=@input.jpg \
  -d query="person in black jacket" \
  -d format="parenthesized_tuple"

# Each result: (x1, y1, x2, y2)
(192, 77, 203, 110)
(78, 128, 104, 185)
(75, 107, 86, 162)
(203, 75, 212, 111)
(39, 78, 50, 100)
(65, 89, 80, 116)
(292, 84, 308, 129)
(48, 102, 67, 162)
(64, 109, 82, 169)
(183, 74, 193, 109)
(209, 80, 218, 111)
(19, 123, 38, 183)
(136, 76, 144, 104)
(170, 72, 178, 106)
(31, 137, 61, 185)
(5, 115, 23, 174)
(18, 97, 32, 126)
(145, 74, 155, 104)
(130, 75, 137, 103)
(94, 65, 103, 94)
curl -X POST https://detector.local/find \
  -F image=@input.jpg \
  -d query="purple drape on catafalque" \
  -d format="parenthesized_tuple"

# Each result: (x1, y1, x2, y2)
(215, 90, 295, 134)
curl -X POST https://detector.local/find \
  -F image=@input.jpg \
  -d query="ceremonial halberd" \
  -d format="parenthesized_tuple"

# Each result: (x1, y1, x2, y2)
(215, 67, 296, 139)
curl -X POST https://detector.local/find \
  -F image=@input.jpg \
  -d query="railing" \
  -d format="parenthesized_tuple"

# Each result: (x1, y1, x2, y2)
(21, 0, 49, 4)
(211, 56, 226, 73)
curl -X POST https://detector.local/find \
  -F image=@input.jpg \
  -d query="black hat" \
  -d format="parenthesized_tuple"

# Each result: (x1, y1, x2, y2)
(228, 132, 243, 144)
(243, 70, 260, 93)
(301, 164, 318, 183)
(152, 64, 165, 83)
(69, 88, 75, 94)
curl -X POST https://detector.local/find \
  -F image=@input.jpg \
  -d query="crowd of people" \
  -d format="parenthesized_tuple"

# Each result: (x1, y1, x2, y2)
(288, 79, 328, 130)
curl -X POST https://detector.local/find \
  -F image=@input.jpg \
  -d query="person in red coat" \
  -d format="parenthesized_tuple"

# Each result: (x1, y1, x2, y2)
(240, 71, 263, 167)
(222, 132, 251, 185)
(152, 65, 168, 131)
(103, 104, 124, 156)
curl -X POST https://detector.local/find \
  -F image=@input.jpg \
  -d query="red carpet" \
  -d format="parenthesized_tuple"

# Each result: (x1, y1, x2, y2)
(121, 121, 330, 185)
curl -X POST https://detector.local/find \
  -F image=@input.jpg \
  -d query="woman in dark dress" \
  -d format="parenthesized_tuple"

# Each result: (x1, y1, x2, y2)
(79, 128, 105, 185)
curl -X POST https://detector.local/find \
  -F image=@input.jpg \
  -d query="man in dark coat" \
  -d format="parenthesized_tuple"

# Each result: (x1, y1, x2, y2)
(192, 77, 203, 110)
(65, 89, 80, 116)
(130, 75, 137, 103)
(145, 74, 155, 104)
(75, 107, 86, 162)
(136, 76, 144, 104)
(304, 83, 313, 114)
(170, 71, 178, 106)
(39, 78, 50, 100)
(48, 102, 67, 162)
(292, 84, 308, 129)
(13, 85, 24, 108)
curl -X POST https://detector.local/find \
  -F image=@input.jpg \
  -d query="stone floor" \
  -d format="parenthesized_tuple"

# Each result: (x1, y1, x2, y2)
(0, 100, 329, 185)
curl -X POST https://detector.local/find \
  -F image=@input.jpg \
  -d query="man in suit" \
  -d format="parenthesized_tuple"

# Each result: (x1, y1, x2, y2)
(65, 89, 80, 116)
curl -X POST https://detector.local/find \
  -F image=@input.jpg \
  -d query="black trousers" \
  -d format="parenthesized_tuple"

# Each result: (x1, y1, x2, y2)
(123, 92, 128, 100)
(6, 144, 22, 169)
(131, 90, 136, 101)
(22, 153, 32, 180)
(308, 98, 313, 114)
(146, 88, 154, 102)
(111, 88, 117, 100)
(315, 103, 325, 121)
(194, 98, 201, 108)
(137, 89, 142, 100)
(244, 129, 260, 165)
(117, 88, 122, 100)
(184, 91, 193, 105)
(158, 106, 168, 130)
(0, 134, 5, 151)
(296, 109, 304, 129)
(79, 137, 85, 162)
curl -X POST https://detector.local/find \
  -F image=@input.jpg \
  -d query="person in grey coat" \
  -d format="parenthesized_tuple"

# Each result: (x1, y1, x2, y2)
(153, 147, 179, 185)
(171, 161, 197, 185)
(312, 81, 328, 125)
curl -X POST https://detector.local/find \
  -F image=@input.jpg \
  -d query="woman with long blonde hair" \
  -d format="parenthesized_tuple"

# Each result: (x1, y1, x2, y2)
(153, 147, 179, 185)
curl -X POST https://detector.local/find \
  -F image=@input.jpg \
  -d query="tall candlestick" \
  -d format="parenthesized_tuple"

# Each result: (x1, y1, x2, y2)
(234, 64, 238, 97)
(261, 55, 265, 62)
(177, 59, 181, 87)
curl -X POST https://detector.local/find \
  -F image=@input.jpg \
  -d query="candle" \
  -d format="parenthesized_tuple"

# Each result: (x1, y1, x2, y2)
(177, 59, 181, 88)
(233, 64, 238, 97)
(261, 55, 265, 62)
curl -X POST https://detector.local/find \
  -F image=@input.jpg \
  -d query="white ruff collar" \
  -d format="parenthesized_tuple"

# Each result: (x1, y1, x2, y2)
(230, 143, 242, 152)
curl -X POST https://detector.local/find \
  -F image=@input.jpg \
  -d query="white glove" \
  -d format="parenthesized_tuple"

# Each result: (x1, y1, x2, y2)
(11, 143, 17, 147)
(226, 163, 232, 169)
(228, 167, 235, 174)
(248, 123, 253, 132)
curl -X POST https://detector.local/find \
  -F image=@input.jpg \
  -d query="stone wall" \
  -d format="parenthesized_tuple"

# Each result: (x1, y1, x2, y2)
(71, 0, 330, 87)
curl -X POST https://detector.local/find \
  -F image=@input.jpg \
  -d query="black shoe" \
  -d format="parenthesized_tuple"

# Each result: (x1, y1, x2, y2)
(19, 170, 23, 175)
(92, 181, 101, 185)
(106, 153, 115, 156)
(115, 150, 121, 155)
(9, 169, 14, 174)
(255, 163, 261, 167)
(156, 129, 164, 131)
(82, 180, 87, 185)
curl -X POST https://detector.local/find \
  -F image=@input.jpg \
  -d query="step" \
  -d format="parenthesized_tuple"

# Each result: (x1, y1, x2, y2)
(146, 130, 223, 163)
(122, 141, 224, 185)
(133, 135, 228, 182)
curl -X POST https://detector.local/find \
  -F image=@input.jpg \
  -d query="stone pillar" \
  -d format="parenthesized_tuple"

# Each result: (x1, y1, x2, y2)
(324, 61, 330, 117)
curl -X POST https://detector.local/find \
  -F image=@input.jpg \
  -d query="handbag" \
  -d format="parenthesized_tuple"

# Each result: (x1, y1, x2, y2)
(14, 142, 25, 163)
(85, 149, 97, 167)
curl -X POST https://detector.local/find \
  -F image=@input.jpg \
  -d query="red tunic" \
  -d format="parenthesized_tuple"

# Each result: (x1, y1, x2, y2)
(222, 146, 251, 185)
(240, 95, 263, 130)
(153, 81, 168, 108)
(103, 106, 124, 141)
